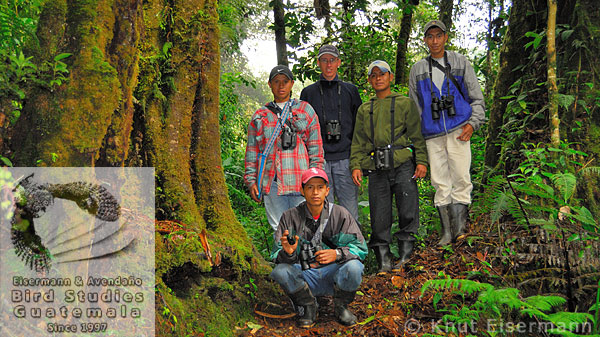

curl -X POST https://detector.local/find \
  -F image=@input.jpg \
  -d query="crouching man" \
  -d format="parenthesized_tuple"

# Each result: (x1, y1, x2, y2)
(270, 167, 368, 327)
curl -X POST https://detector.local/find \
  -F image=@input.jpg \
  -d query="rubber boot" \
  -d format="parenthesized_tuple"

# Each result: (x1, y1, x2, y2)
(450, 203, 469, 241)
(437, 205, 453, 246)
(393, 240, 414, 269)
(333, 285, 357, 326)
(373, 245, 392, 273)
(288, 283, 317, 328)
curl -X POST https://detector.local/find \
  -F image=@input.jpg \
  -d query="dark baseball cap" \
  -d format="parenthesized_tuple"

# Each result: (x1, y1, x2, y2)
(269, 65, 294, 82)
(423, 20, 447, 35)
(317, 44, 340, 58)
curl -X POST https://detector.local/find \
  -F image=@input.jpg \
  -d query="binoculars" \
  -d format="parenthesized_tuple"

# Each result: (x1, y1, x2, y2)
(325, 120, 341, 142)
(281, 125, 297, 150)
(431, 94, 456, 120)
(300, 242, 320, 270)
(372, 146, 392, 170)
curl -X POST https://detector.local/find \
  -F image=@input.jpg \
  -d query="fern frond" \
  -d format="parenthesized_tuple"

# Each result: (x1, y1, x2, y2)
(552, 172, 577, 203)
(521, 307, 550, 320)
(490, 190, 511, 224)
(547, 312, 594, 330)
(524, 295, 567, 311)
(544, 329, 580, 337)
(581, 166, 600, 176)
(421, 279, 494, 296)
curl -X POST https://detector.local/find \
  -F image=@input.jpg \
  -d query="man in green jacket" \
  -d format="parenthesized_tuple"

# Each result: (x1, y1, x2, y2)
(350, 60, 428, 273)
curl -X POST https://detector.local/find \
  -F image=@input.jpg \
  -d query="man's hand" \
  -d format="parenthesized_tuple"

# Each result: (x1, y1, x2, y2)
(413, 164, 427, 179)
(281, 230, 298, 255)
(314, 249, 337, 265)
(457, 123, 474, 141)
(351, 169, 363, 186)
(249, 183, 261, 203)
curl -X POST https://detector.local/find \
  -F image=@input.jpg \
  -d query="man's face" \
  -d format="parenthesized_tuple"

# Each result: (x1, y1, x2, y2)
(424, 27, 448, 57)
(368, 67, 392, 93)
(301, 177, 330, 208)
(268, 74, 294, 103)
(317, 54, 341, 81)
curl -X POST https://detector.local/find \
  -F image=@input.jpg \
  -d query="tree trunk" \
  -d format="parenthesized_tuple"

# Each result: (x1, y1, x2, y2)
(483, 0, 545, 172)
(483, 0, 600, 212)
(439, 0, 453, 30)
(547, 0, 559, 147)
(273, 0, 288, 66)
(11, 0, 268, 335)
(395, 0, 417, 85)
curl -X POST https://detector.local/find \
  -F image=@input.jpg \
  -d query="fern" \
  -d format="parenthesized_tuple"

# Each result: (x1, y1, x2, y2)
(581, 166, 600, 176)
(525, 295, 567, 311)
(552, 172, 577, 204)
(421, 279, 494, 296)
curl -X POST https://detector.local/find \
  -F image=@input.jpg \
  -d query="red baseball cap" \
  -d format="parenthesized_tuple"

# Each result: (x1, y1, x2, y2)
(301, 167, 329, 184)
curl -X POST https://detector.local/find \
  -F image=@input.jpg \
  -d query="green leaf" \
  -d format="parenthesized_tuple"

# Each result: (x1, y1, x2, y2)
(53, 53, 72, 61)
(358, 314, 376, 325)
(573, 206, 597, 229)
(558, 94, 576, 109)
(551, 173, 576, 203)
(0, 156, 12, 167)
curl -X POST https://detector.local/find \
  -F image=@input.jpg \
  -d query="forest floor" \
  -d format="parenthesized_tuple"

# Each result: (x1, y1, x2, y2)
(236, 226, 504, 337)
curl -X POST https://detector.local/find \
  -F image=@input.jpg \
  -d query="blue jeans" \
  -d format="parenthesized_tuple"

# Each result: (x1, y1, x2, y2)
(263, 179, 305, 232)
(324, 159, 359, 222)
(270, 260, 364, 296)
(368, 160, 419, 246)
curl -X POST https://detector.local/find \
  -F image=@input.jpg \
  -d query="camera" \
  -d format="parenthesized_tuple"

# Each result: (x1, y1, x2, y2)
(372, 146, 392, 170)
(325, 120, 341, 142)
(300, 242, 319, 270)
(281, 124, 296, 150)
(287, 233, 296, 245)
(431, 94, 455, 120)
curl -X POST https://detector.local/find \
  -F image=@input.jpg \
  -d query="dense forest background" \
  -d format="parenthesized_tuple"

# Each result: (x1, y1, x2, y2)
(0, 0, 599, 336)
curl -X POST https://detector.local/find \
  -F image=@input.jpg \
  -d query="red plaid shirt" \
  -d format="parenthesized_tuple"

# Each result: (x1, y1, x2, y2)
(244, 99, 325, 196)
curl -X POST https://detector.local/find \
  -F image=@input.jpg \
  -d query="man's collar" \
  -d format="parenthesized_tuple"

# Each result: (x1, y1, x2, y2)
(266, 98, 297, 111)
(302, 199, 329, 220)
(319, 74, 340, 83)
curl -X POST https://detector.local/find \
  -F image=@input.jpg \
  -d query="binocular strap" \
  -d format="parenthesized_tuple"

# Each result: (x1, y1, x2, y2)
(310, 203, 334, 247)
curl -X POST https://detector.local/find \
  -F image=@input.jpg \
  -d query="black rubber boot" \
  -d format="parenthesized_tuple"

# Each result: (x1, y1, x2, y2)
(449, 203, 469, 241)
(437, 205, 453, 246)
(333, 285, 357, 326)
(393, 240, 414, 269)
(373, 245, 392, 273)
(288, 283, 317, 328)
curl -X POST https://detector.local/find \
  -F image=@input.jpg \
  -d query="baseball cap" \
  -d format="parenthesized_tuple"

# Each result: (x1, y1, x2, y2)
(269, 65, 294, 82)
(317, 44, 340, 58)
(423, 20, 447, 35)
(368, 60, 392, 76)
(301, 167, 329, 184)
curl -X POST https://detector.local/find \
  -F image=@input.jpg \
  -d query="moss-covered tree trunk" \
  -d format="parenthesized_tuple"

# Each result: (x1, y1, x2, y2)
(483, 0, 600, 211)
(394, 0, 417, 86)
(10, 0, 269, 335)
(483, 0, 545, 173)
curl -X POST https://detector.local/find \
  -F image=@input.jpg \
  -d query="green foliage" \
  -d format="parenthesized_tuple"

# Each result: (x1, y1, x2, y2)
(475, 142, 600, 232)
(422, 278, 598, 337)
(0, 0, 70, 129)
(219, 71, 272, 260)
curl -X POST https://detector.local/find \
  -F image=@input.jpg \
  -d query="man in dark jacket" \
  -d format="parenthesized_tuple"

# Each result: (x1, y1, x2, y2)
(409, 20, 486, 246)
(270, 167, 368, 328)
(350, 60, 428, 273)
(300, 45, 363, 221)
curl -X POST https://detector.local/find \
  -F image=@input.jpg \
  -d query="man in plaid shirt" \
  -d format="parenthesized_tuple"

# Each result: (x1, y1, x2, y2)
(244, 65, 325, 233)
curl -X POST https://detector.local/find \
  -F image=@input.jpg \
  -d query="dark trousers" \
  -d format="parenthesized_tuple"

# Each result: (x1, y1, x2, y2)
(368, 160, 419, 247)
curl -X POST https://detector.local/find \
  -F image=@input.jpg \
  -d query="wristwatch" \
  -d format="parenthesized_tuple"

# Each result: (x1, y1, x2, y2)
(335, 248, 342, 261)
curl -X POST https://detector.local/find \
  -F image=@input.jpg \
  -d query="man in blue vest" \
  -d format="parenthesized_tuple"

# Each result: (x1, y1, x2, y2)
(408, 20, 486, 245)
